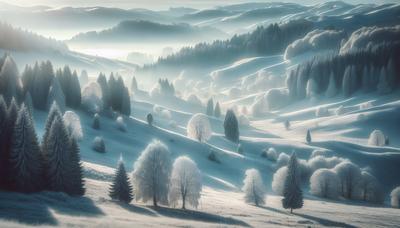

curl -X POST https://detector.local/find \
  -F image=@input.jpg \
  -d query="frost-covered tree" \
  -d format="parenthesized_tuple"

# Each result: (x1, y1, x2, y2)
(310, 169, 340, 199)
(43, 115, 72, 192)
(265, 148, 278, 161)
(68, 137, 85, 196)
(147, 113, 153, 126)
(390, 186, 400, 208)
(368, 130, 386, 146)
(359, 171, 383, 203)
(92, 136, 105, 153)
(282, 152, 303, 213)
(206, 98, 214, 116)
(224, 109, 239, 142)
(169, 156, 202, 209)
(63, 111, 83, 141)
(82, 82, 103, 114)
(9, 105, 43, 192)
(47, 77, 66, 112)
(187, 113, 212, 142)
(132, 140, 172, 207)
(306, 129, 312, 144)
(214, 102, 221, 118)
(276, 152, 290, 168)
(242, 169, 266, 206)
(272, 166, 288, 195)
(116, 116, 127, 132)
(92, 113, 100, 129)
(109, 156, 133, 203)
(333, 161, 361, 199)
(325, 71, 337, 97)
(307, 156, 345, 172)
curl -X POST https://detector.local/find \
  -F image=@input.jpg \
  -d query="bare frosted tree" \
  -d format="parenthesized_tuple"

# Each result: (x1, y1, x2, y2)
(242, 169, 266, 206)
(187, 113, 212, 142)
(169, 156, 202, 209)
(132, 140, 172, 206)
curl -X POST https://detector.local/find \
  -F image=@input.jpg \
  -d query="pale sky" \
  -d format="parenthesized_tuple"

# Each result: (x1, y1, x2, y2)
(1, 0, 398, 10)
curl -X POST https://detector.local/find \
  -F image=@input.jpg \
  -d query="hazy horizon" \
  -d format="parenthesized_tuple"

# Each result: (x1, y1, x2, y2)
(1, 0, 398, 10)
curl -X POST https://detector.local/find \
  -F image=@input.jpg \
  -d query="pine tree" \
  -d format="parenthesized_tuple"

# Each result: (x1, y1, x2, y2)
(97, 73, 110, 110)
(325, 71, 337, 98)
(67, 137, 85, 196)
(47, 77, 66, 112)
(224, 109, 239, 142)
(306, 129, 312, 144)
(70, 70, 82, 108)
(109, 156, 133, 203)
(0, 96, 9, 188)
(282, 152, 303, 213)
(43, 115, 71, 192)
(0, 55, 22, 104)
(24, 91, 34, 114)
(121, 86, 131, 116)
(147, 113, 153, 126)
(206, 98, 214, 116)
(131, 76, 138, 92)
(42, 102, 62, 149)
(214, 102, 221, 118)
(9, 105, 43, 192)
(342, 65, 352, 97)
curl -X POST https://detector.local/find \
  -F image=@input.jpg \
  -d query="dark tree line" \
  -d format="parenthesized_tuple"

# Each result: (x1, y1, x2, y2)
(97, 73, 131, 116)
(0, 99, 84, 195)
(286, 41, 400, 100)
(143, 19, 313, 69)
(158, 78, 175, 96)
(18, 60, 82, 110)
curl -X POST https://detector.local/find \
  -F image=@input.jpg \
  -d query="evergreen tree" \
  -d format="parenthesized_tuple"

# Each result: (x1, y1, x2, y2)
(306, 129, 312, 144)
(147, 113, 153, 126)
(24, 92, 34, 114)
(97, 73, 110, 110)
(43, 115, 71, 192)
(47, 77, 66, 112)
(67, 137, 85, 196)
(206, 98, 214, 116)
(342, 65, 352, 97)
(109, 156, 133, 203)
(42, 102, 62, 149)
(0, 55, 22, 104)
(0, 96, 8, 188)
(32, 61, 54, 110)
(9, 105, 43, 192)
(131, 76, 138, 92)
(214, 102, 221, 118)
(282, 152, 303, 213)
(121, 86, 131, 116)
(224, 109, 239, 142)
(70, 70, 82, 108)
(325, 71, 337, 97)
(5, 98, 19, 154)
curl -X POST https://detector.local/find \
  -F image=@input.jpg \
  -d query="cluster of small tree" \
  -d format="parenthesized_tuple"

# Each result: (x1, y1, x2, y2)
(56, 66, 81, 109)
(20, 61, 82, 111)
(108, 141, 203, 209)
(205, 98, 221, 118)
(0, 100, 84, 195)
(97, 73, 131, 115)
(286, 41, 400, 100)
(157, 78, 175, 96)
(143, 19, 313, 70)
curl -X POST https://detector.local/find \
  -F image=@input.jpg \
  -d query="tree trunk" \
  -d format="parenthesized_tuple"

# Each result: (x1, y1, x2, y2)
(153, 194, 157, 207)
(182, 197, 186, 210)
(290, 208, 293, 214)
